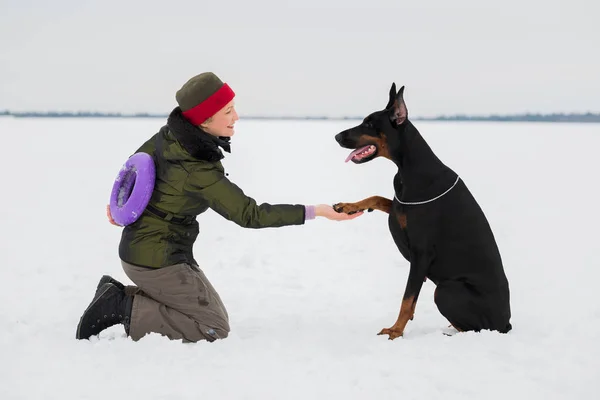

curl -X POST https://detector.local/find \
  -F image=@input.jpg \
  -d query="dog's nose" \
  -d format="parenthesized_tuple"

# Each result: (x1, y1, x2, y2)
(335, 133, 343, 143)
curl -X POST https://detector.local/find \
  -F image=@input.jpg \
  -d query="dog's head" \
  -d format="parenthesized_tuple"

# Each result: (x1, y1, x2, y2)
(335, 83, 408, 164)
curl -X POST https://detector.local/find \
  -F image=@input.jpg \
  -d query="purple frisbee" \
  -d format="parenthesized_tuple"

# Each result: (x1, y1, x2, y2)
(109, 152, 155, 226)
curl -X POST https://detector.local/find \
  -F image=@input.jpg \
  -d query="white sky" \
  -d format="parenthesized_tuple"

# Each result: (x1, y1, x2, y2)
(0, 0, 597, 117)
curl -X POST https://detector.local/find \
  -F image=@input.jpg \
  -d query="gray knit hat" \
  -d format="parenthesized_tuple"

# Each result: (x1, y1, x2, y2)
(176, 72, 235, 125)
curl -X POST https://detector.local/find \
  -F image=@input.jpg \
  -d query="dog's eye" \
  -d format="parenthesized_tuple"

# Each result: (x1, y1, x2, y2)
(364, 121, 373, 128)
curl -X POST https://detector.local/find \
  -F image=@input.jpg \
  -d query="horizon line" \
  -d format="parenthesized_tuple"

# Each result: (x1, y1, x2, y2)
(1, 110, 600, 123)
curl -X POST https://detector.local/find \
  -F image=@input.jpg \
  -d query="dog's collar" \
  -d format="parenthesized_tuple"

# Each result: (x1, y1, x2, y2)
(394, 176, 461, 205)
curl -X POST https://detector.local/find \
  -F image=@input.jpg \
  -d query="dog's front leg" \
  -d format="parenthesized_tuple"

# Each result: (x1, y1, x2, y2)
(333, 196, 392, 215)
(378, 250, 432, 340)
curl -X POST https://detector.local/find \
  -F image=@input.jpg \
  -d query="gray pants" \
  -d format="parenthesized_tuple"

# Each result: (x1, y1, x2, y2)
(121, 261, 230, 342)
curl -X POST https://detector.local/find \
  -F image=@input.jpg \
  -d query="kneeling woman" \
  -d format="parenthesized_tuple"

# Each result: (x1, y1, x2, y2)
(75, 72, 361, 342)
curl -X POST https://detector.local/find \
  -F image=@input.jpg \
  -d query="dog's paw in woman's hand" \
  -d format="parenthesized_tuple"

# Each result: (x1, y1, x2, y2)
(315, 204, 363, 221)
(333, 202, 371, 214)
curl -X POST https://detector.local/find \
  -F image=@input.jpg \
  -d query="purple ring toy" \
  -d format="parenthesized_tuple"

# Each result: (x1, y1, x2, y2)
(109, 152, 155, 226)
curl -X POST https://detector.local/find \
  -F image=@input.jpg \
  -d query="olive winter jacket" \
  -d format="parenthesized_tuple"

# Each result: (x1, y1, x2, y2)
(118, 108, 305, 268)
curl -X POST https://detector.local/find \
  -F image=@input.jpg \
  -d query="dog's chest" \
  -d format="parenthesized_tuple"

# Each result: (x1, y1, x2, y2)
(390, 203, 409, 230)
(396, 212, 408, 229)
(388, 208, 411, 260)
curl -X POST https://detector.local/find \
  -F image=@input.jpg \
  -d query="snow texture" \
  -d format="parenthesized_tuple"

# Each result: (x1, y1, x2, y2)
(1, 117, 598, 399)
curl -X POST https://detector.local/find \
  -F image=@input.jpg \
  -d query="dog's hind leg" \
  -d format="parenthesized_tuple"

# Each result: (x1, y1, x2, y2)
(434, 281, 511, 333)
(434, 281, 483, 332)
(333, 196, 392, 214)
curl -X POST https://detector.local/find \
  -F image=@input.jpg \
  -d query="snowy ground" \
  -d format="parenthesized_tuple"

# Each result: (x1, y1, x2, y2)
(1, 117, 599, 399)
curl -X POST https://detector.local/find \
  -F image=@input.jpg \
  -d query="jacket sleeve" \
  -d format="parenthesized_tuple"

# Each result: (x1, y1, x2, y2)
(185, 162, 306, 228)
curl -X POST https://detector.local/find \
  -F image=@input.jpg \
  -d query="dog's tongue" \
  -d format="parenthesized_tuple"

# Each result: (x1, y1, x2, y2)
(345, 146, 371, 163)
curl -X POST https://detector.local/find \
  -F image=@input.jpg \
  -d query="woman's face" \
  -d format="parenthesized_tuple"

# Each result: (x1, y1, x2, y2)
(200, 99, 239, 137)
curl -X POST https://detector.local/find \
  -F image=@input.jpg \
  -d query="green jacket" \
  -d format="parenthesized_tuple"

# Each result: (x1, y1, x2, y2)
(118, 108, 306, 268)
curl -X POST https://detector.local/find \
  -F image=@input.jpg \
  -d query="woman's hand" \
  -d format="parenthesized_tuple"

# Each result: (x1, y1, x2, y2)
(315, 204, 363, 221)
(106, 205, 121, 226)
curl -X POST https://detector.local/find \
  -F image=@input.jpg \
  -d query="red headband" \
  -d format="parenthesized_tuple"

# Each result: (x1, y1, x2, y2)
(181, 83, 235, 125)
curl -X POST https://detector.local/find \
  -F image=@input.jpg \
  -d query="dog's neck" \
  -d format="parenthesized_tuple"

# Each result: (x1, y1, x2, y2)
(391, 121, 452, 201)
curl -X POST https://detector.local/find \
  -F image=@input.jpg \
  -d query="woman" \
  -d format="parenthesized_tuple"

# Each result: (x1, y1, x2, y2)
(75, 72, 362, 342)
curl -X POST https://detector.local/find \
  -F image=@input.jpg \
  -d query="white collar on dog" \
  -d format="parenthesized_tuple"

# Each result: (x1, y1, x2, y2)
(394, 175, 461, 205)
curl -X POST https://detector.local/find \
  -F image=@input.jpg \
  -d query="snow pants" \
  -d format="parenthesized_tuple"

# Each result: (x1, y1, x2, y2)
(121, 261, 230, 342)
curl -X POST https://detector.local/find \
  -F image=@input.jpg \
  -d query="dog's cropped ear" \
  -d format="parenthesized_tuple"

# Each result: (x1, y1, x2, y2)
(391, 85, 408, 125)
(386, 82, 397, 110)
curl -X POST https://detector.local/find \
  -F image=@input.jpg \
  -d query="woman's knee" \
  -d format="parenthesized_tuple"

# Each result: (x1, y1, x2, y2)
(200, 321, 230, 341)
(199, 310, 230, 340)
(214, 315, 231, 339)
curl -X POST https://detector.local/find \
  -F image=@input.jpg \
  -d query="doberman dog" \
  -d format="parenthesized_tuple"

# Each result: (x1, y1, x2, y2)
(333, 83, 512, 339)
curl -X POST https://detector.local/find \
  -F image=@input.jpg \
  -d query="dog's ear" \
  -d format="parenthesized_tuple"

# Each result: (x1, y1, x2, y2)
(386, 82, 397, 110)
(391, 85, 408, 125)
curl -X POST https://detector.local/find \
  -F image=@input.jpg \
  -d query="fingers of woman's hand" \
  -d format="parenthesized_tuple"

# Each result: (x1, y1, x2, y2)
(345, 211, 364, 220)
(106, 205, 120, 226)
(327, 209, 363, 221)
(313, 204, 364, 221)
(337, 210, 364, 220)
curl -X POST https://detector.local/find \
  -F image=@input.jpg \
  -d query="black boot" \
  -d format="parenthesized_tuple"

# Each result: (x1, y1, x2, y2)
(96, 275, 125, 291)
(76, 283, 133, 340)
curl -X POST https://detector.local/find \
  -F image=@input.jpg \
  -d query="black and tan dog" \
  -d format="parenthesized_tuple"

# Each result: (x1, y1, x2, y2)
(333, 84, 512, 339)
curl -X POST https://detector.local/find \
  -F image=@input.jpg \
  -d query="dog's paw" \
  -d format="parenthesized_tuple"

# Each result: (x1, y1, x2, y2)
(333, 202, 364, 215)
(377, 327, 405, 340)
